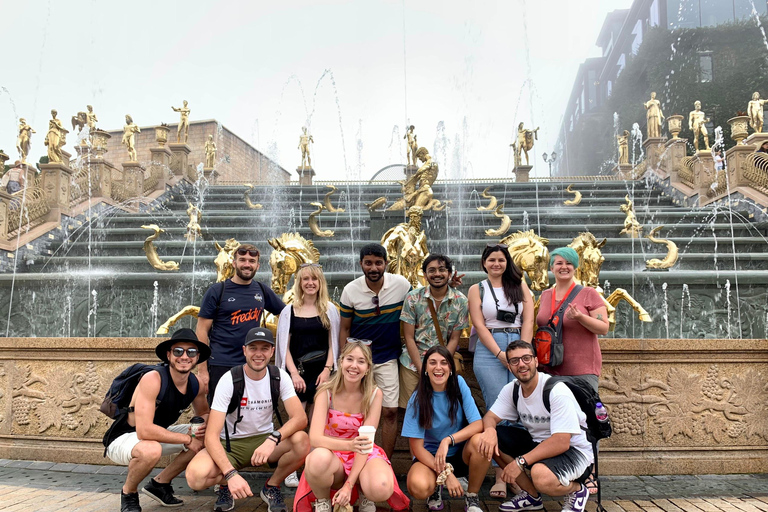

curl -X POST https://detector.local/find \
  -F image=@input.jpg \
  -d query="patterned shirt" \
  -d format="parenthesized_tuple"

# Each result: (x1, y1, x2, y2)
(399, 286, 469, 371)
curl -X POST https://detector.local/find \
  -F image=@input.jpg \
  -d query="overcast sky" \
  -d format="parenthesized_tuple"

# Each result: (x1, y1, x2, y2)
(0, 0, 633, 181)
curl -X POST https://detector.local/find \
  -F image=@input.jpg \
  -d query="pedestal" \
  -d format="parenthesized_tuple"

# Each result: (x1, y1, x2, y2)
(642, 137, 667, 171)
(203, 167, 218, 184)
(39, 161, 74, 212)
(150, 146, 172, 188)
(122, 162, 145, 200)
(369, 209, 447, 242)
(725, 143, 759, 189)
(296, 166, 316, 185)
(0, 151, 9, 170)
(404, 165, 419, 178)
(513, 164, 532, 183)
(661, 138, 687, 182)
(693, 151, 715, 199)
(613, 163, 634, 179)
(0, 189, 9, 239)
(745, 132, 768, 150)
(168, 143, 191, 177)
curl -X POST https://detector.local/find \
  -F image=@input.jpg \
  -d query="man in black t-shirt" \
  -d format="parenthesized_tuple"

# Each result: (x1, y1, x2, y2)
(196, 243, 285, 404)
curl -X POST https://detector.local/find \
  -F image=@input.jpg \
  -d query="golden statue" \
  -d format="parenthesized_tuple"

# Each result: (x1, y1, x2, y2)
(141, 225, 180, 271)
(268, 232, 321, 297)
(645, 226, 678, 270)
(171, 100, 190, 143)
(568, 232, 651, 330)
(185, 202, 203, 241)
(511, 122, 539, 167)
(45, 109, 68, 163)
(204, 135, 217, 168)
(619, 195, 643, 238)
(748, 92, 766, 133)
(404, 125, 418, 166)
(388, 147, 449, 211)
(688, 100, 711, 151)
(16, 118, 35, 163)
(309, 202, 334, 237)
(644, 92, 665, 139)
(214, 238, 240, 282)
(86, 105, 98, 131)
(122, 115, 141, 162)
(477, 187, 498, 211)
(484, 204, 511, 237)
(617, 130, 630, 165)
(563, 184, 582, 206)
(323, 185, 345, 212)
(501, 230, 550, 291)
(298, 126, 314, 168)
(71, 112, 87, 134)
(243, 184, 263, 209)
(365, 196, 388, 212)
(381, 206, 429, 288)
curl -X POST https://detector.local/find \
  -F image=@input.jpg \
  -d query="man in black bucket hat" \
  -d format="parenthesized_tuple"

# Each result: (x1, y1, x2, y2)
(103, 328, 211, 512)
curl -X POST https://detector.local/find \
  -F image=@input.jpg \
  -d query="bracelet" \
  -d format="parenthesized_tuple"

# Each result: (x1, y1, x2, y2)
(224, 469, 239, 481)
(344, 480, 354, 488)
(324, 365, 333, 371)
(448, 434, 456, 446)
(496, 349, 503, 358)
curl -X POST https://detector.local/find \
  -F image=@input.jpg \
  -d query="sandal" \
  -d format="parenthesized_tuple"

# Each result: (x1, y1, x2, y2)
(585, 473, 598, 495)
(489, 481, 507, 499)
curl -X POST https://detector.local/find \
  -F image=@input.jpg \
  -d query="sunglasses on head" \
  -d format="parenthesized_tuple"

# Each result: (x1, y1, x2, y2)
(347, 338, 373, 345)
(236, 248, 259, 257)
(300, 262, 322, 268)
(372, 295, 381, 316)
(171, 347, 200, 358)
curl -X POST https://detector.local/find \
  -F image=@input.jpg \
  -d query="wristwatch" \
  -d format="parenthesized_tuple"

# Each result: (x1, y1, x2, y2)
(516, 456, 529, 470)
(269, 430, 282, 445)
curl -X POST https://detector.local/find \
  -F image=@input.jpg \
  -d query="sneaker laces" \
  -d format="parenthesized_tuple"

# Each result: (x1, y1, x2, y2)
(264, 486, 286, 506)
(218, 486, 232, 501)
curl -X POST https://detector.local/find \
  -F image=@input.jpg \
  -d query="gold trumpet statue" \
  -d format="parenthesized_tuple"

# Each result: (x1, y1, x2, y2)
(243, 184, 264, 209)
(323, 185, 345, 213)
(477, 187, 498, 211)
(365, 197, 388, 212)
(309, 202, 335, 237)
(645, 226, 678, 270)
(381, 206, 429, 288)
(485, 204, 511, 237)
(185, 203, 203, 241)
(563, 184, 582, 206)
(141, 225, 179, 271)
(619, 195, 643, 238)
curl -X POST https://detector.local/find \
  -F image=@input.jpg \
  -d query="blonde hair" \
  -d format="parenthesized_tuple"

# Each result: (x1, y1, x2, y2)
(291, 265, 331, 329)
(317, 342, 377, 418)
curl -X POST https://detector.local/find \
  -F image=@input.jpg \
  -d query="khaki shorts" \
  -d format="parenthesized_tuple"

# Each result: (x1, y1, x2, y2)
(106, 424, 190, 466)
(373, 359, 400, 408)
(220, 433, 276, 470)
(398, 364, 419, 408)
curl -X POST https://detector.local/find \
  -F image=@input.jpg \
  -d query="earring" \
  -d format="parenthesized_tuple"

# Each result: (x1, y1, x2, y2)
(450, 371, 452, 376)
(424, 371, 428, 376)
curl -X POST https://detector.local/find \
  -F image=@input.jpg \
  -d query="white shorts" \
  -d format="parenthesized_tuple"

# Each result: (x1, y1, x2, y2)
(106, 424, 190, 466)
(373, 359, 400, 408)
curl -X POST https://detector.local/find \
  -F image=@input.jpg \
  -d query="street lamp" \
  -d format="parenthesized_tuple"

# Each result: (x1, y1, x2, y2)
(542, 151, 557, 176)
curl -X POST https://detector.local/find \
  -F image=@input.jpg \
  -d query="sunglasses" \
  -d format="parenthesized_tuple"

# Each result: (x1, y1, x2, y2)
(171, 347, 200, 358)
(372, 295, 381, 316)
(486, 243, 508, 249)
(300, 262, 322, 268)
(236, 248, 259, 257)
(347, 338, 373, 345)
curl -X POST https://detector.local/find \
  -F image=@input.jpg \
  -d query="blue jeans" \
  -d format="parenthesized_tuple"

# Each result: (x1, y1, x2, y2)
(473, 330, 520, 412)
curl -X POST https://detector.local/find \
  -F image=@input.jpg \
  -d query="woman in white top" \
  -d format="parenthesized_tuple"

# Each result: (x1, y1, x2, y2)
(467, 243, 533, 497)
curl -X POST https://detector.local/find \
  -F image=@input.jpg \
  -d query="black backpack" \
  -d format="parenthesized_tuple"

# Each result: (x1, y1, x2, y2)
(100, 363, 173, 419)
(224, 364, 284, 452)
(512, 375, 612, 442)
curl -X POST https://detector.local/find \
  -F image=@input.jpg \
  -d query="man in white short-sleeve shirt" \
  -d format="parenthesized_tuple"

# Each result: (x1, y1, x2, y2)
(476, 340, 592, 512)
(186, 328, 310, 512)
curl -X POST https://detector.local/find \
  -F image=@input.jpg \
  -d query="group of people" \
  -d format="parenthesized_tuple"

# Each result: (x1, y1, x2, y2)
(103, 240, 609, 512)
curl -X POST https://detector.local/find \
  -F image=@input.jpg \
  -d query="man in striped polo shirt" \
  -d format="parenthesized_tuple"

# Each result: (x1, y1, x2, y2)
(339, 243, 412, 458)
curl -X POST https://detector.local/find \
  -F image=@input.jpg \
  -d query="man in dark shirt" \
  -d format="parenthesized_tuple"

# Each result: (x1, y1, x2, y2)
(196, 244, 285, 403)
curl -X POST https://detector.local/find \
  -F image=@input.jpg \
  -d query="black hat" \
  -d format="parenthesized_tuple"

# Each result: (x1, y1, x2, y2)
(155, 328, 211, 363)
(244, 327, 275, 346)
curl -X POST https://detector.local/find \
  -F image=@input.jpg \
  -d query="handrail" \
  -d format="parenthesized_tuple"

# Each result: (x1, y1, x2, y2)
(744, 152, 768, 196)
(7, 186, 51, 236)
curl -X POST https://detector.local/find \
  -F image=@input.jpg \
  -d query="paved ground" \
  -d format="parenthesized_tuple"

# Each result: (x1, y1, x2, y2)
(0, 459, 766, 512)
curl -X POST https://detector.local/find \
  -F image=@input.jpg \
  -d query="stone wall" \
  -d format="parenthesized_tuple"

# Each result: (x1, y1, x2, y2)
(103, 120, 290, 184)
(0, 337, 765, 474)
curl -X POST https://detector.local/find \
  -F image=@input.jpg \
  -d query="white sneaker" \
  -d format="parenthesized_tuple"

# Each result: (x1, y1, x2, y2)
(285, 471, 300, 488)
(457, 477, 469, 493)
(358, 495, 376, 512)
(314, 498, 332, 512)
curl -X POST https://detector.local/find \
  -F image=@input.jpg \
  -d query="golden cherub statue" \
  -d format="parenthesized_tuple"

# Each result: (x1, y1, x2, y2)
(171, 100, 191, 143)
(16, 118, 35, 163)
(204, 135, 217, 168)
(185, 202, 203, 241)
(86, 105, 98, 131)
(748, 92, 766, 133)
(404, 125, 418, 166)
(619, 195, 643, 238)
(644, 92, 664, 139)
(511, 122, 539, 167)
(44, 109, 68, 163)
(617, 130, 630, 165)
(688, 101, 711, 151)
(122, 115, 141, 161)
(298, 126, 314, 168)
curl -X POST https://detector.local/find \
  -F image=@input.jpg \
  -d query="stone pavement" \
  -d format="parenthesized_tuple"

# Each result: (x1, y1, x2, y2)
(0, 459, 766, 512)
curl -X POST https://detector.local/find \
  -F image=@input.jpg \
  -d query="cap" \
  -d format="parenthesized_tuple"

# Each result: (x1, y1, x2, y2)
(244, 327, 275, 346)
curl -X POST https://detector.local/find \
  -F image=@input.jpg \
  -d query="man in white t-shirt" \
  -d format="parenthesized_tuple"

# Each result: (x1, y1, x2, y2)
(186, 327, 310, 512)
(476, 340, 592, 512)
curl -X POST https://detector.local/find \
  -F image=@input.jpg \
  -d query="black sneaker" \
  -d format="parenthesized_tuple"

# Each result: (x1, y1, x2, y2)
(215, 485, 235, 512)
(121, 491, 142, 512)
(260, 484, 288, 512)
(142, 478, 184, 507)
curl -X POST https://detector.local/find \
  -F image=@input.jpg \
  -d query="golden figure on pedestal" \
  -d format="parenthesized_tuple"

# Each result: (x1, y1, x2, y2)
(185, 202, 203, 241)
(323, 185, 345, 213)
(16, 118, 35, 163)
(689, 101, 711, 151)
(243, 184, 263, 209)
(71, 112, 88, 134)
(645, 226, 678, 270)
(748, 92, 766, 133)
(86, 105, 98, 131)
(477, 187, 498, 211)
(140, 225, 180, 271)
(484, 204, 511, 237)
(204, 135, 217, 168)
(298, 126, 314, 169)
(619, 195, 643, 238)
(381, 206, 429, 288)
(404, 125, 418, 166)
(309, 202, 334, 237)
(45, 110, 68, 163)
(122, 115, 141, 162)
(511, 122, 539, 167)
(617, 130, 630, 165)
(644, 92, 665, 139)
(388, 147, 449, 211)
(171, 100, 191, 143)
(563, 184, 582, 206)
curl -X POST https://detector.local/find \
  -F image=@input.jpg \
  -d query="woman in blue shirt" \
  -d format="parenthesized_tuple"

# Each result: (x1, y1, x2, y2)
(402, 346, 486, 512)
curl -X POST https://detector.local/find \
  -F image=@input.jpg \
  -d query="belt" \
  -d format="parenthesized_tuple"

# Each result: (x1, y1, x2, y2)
(489, 327, 520, 334)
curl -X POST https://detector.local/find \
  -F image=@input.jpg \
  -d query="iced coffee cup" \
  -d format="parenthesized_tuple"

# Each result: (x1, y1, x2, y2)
(358, 425, 376, 454)
(190, 416, 205, 437)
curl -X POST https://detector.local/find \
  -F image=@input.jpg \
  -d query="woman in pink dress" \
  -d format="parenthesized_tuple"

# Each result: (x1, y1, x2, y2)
(293, 342, 409, 512)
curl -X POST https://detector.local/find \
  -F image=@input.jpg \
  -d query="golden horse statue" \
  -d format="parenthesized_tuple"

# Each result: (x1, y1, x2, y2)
(268, 233, 321, 298)
(568, 232, 651, 330)
(645, 226, 678, 270)
(309, 202, 334, 237)
(323, 185, 345, 213)
(141, 225, 179, 271)
(243, 184, 264, 209)
(484, 204, 511, 237)
(477, 187, 498, 211)
(501, 230, 550, 291)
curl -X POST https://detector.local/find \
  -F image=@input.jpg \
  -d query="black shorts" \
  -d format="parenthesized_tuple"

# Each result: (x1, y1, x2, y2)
(497, 425, 592, 486)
